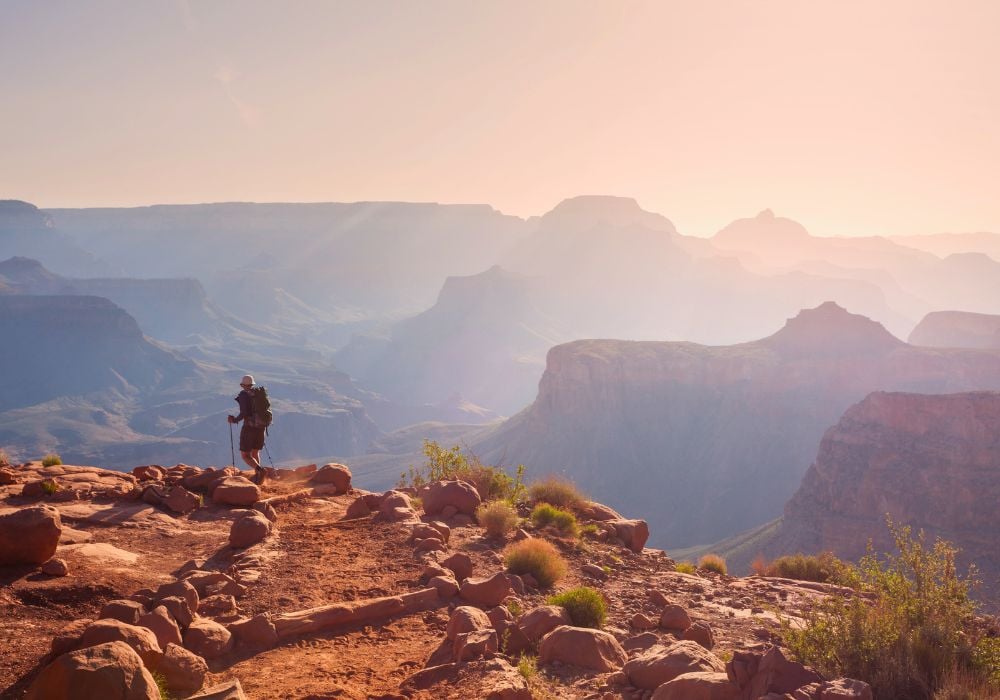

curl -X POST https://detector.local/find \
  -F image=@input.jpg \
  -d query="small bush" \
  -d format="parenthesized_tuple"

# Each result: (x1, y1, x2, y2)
(783, 519, 992, 700)
(41, 453, 62, 467)
(698, 554, 727, 575)
(763, 552, 849, 583)
(151, 671, 174, 700)
(0, 449, 9, 467)
(40, 479, 59, 495)
(580, 523, 599, 537)
(476, 500, 519, 539)
(528, 476, 584, 509)
(399, 440, 526, 503)
(506, 598, 523, 618)
(505, 538, 568, 588)
(517, 654, 537, 680)
(548, 586, 607, 628)
(531, 503, 580, 536)
(675, 561, 697, 574)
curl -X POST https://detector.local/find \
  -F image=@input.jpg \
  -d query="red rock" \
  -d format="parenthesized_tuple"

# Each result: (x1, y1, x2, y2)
(442, 552, 474, 581)
(486, 605, 514, 637)
(460, 572, 512, 607)
(199, 594, 238, 619)
(410, 523, 446, 543)
(21, 478, 60, 498)
(414, 537, 447, 553)
(683, 621, 715, 650)
(229, 511, 271, 548)
(79, 619, 163, 668)
(446, 606, 492, 640)
(252, 500, 278, 522)
(607, 518, 650, 552)
(228, 613, 277, 649)
(156, 579, 199, 612)
(581, 563, 608, 579)
(429, 575, 459, 598)
(631, 612, 658, 630)
(538, 625, 627, 672)
(26, 641, 158, 700)
(211, 477, 260, 506)
(132, 465, 165, 481)
(100, 599, 146, 625)
(441, 504, 459, 518)
(183, 618, 233, 659)
(659, 604, 693, 631)
(0, 505, 62, 565)
(159, 643, 208, 693)
(311, 463, 352, 493)
(651, 671, 739, 700)
(0, 467, 17, 485)
(187, 679, 248, 699)
(137, 605, 183, 649)
(423, 479, 482, 516)
(578, 501, 623, 521)
(517, 605, 571, 643)
(725, 647, 822, 698)
(789, 678, 873, 700)
(159, 596, 194, 629)
(50, 618, 93, 657)
(454, 628, 498, 662)
(624, 641, 726, 690)
(205, 578, 244, 598)
(42, 557, 69, 576)
(623, 632, 661, 653)
(164, 486, 201, 514)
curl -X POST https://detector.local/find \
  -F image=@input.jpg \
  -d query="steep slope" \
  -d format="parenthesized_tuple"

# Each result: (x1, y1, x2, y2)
(754, 391, 1000, 601)
(474, 302, 1000, 548)
(909, 310, 1000, 349)
(0, 201, 111, 277)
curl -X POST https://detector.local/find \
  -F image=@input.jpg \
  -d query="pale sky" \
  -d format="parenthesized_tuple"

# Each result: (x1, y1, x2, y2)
(1, 0, 998, 237)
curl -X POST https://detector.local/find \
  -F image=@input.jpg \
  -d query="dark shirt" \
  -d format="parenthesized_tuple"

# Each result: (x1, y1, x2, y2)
(234, 390, 253, 424)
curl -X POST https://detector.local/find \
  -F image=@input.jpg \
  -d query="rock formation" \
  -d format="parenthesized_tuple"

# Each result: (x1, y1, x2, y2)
(909, 310, 1000, 349)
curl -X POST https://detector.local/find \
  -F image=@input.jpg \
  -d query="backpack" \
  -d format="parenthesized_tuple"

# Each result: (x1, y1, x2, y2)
(248, 386, 273, 428)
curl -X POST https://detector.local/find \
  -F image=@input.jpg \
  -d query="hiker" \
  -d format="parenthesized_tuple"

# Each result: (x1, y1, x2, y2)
(228, 374, 268, 485)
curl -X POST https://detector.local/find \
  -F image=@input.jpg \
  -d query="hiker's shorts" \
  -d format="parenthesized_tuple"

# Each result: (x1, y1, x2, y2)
(239, 424, 266, 452)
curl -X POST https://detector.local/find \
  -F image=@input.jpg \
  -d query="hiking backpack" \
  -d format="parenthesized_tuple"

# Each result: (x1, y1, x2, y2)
(249, 386, 273, 428)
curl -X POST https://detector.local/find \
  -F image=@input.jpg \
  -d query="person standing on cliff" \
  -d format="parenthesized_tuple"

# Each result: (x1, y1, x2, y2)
(228, 374, 267, 485)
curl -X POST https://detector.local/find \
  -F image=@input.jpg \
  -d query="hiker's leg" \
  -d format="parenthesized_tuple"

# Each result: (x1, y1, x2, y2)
(251, 450, 266, 483)
(240, 450, 261, 469)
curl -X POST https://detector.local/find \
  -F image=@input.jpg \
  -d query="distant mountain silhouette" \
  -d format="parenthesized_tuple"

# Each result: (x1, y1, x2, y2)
(909, 310, 1000, 349)
(473, 303, 1000, 548)
(0, 201, 112, 277)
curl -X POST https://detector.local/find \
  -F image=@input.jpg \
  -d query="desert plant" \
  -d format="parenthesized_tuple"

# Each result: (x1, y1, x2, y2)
(783, 520, 991, 700)
(548, 586, 607, 628)
(530, 503, 580, 537)
(399, 440, 526, 503)
(506, 598, 523, 618)
(151, 670, 174, 700)
(476, 500, 519, 539)
(762, 552, 850, 584)
(41, 453, 62, 467)
(675, 561, 697, 574)
(698, 554, 727, 575)
(528, 475, 584, 509)
(505, 538, 568, 588)
(0, 448, 9, 467)
(40, 479, 59, 496)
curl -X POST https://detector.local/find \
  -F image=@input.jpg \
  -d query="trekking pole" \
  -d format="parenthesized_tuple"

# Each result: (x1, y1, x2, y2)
(263, 441, 275, 469)
(229, 421, 236, 467)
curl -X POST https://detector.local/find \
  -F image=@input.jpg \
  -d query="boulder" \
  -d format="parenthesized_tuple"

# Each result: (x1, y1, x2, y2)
(517, 605, 571, 643)
(229, 511, 272, 548)
(160, 596, 195, 629)
(429, 575, 459, 598)
(422, 479, 482, 516)
(26, 641, 158, 700)
(132, 465, 165, 481)
(212, 477, 260, 507)
(607, 518, 650, 552)
(659, 604, 693, 631)
(651, 671, 740, 700)
(159, 643, 208, 693)
(630, 612, 658, 631)
(228, 613, 278, 649)
(414, 537, 447, 553)
(375, 491, 417, 522)
(164, 486, 201, 514)
(22, 478, 60, 498)
(0, 467, 17, 485)
(538, 625, 627, 672)
(578, 501, 623, 521)
(42, 557, 69, 577)
(183, 618, 233, 659)
(156, 579, 199, 612)
(312, 463, 352, 493)
(79, 619, 163, 668)
(50, 618, 93, 657)
(789, 678, 874, 700)
(442, 552, 474, 581)
(188, 679, 248, 699)
(624, 641, 726, 690)
(447, 606, 492, 640)
(252, 500, 278, 522)
(683, 621, 715, 650)
(726, 647, 822, 698)
(345, 493, 381, 519)
(487, 605, 515, 637)
(100, 600, 146, 625)
(460, 572, 512, 607)
(582, 563, 608, 580)
(199, 594, 238, 619)
(0, 505, 62, 565)
(137, 605, 183, 649)
(623, 632, 661, 653)
(182, 571, 237, 596)
(454, 628, 498, 662)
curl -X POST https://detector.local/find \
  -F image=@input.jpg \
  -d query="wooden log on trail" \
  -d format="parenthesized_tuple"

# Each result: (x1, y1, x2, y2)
(272, 587, 441, 639)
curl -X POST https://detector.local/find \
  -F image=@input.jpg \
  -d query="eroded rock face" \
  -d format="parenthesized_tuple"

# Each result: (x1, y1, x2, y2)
(625, 640, 726, 690)
(773, 391, 1000, 598)
(0, 505, 62, 565)
(538, 625, 627, 672)
(26, 641, 159, 700)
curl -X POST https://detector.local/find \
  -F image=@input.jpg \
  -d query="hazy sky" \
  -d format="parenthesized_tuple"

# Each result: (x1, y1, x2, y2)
(2, 0, 998, 237)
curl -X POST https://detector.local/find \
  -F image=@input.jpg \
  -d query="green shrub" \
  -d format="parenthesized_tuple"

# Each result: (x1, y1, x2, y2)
(399, 440, 526, 503)
(783, 520, 991, 700)
(517, 653, 537, 680)
(41, 453, 62, 467)
(40, 479, 59, 495)
(505, 538, 568, 588)
(698, 554, 727, 575)
(548, 586, 607, 628)
(476, 500, 519, 539)
(528, 476, 584, 509)
(675, 561, 697, 574)
(531, 503, 579, 536)
(763, 552, 850, 583)
(151, 670, 174, 700)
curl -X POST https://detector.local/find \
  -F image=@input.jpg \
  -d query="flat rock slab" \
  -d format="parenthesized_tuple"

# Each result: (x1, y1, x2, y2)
(59, 543, 140, 565)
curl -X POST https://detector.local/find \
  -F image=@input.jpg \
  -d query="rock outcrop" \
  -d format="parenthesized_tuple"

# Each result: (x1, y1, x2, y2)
(909, 310, 1000, 349)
